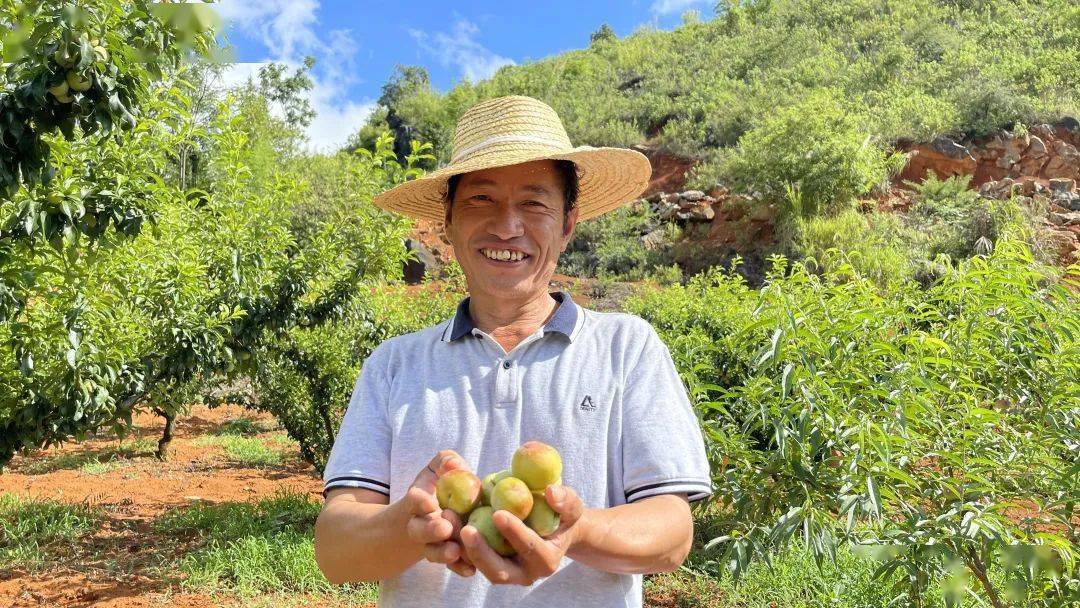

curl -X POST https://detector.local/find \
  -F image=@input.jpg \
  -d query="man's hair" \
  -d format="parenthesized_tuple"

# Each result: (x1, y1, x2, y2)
(442, 159, 579, 223)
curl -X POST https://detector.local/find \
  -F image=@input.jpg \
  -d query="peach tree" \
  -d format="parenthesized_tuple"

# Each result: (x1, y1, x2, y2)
(0, 2, 419, 465)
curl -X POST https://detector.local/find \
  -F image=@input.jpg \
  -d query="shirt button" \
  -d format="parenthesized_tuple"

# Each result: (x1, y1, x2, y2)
(503, 360, 512, 369)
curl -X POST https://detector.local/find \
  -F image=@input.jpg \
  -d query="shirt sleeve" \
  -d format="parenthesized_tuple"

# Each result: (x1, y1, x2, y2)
(620, 321, 713, 504)
(322, 341, 393, 498)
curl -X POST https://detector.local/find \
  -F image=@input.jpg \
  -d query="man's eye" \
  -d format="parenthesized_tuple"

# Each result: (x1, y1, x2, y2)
(470, 194, 490, 201)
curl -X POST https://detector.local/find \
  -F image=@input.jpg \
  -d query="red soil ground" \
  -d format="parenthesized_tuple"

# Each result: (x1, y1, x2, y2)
(0, 404, 329, 608)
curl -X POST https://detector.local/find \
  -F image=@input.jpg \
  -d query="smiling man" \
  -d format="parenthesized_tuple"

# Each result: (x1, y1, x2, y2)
(314, 96, 712, 607)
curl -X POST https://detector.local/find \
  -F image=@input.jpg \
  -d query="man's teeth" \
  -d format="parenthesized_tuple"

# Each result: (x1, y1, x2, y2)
(482, 249, 526, 261)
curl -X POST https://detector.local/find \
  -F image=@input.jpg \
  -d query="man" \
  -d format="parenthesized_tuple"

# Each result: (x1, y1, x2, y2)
(314, 95, 711, 607)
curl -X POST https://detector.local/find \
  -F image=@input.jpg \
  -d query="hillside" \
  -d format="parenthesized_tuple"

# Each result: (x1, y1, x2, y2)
(369, 0, 1080, 287)
(360, 0, 1079, 192)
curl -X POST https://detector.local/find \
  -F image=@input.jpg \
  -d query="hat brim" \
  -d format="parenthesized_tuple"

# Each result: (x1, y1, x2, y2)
(372, 145, 653, 222)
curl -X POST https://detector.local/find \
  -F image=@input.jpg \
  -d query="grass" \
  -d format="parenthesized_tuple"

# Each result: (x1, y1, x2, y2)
(16, 437, 156, 475)
(152, 491, 376, 601)
(646, 542, 904, 608)
(0, 493, 99, 571)
(192, 434, 291, 467)
(215, 417, 277, 437)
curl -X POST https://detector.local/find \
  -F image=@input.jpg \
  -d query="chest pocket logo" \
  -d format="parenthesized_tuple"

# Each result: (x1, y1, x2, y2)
(579, 395, 596, 411)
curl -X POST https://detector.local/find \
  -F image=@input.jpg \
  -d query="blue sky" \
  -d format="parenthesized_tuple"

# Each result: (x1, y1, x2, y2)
(211, 0, 713, 152)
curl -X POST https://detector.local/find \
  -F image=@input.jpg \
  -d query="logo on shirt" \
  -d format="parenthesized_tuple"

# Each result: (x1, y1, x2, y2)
(579, 395, 596, 411)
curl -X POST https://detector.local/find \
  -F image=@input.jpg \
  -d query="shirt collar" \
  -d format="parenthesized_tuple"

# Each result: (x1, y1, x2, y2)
(442, 291, 580, 343)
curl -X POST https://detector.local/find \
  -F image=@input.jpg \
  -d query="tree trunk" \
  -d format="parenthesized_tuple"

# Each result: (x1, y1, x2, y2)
(155, 407, 175, 461)
(967, 546, 1008, 608)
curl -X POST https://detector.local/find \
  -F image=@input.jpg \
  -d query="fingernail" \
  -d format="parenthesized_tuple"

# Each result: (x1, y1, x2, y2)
(550, 486, 564, 501)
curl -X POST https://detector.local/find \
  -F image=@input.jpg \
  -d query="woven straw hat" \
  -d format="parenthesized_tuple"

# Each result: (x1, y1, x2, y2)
(372, 95, 653, 222)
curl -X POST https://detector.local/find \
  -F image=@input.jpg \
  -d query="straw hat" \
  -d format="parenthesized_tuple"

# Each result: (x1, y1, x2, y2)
(372, 95, 653, 222)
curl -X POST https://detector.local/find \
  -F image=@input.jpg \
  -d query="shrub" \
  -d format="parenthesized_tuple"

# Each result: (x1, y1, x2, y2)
(248, 284, 460, 472)
(559, 203, 675, 280)
(720, 90, 906, 220)
(628, 239, 1079, 607)
(906, 175, 1027, 262)
(793, 207, 914, 289)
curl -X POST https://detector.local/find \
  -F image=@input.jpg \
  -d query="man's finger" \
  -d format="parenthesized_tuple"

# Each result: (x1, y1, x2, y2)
(404, 487, 441, 517)
(406, 511, 453, 544)
(443, 508, 465, 539)
(447, 558, 476, 577)
(492, 509, 557, 570)
(546, 485, 584, 526)
(413, 450, 469, 494)
(422, 540, 462, 564)
(460, 524, 528, 585)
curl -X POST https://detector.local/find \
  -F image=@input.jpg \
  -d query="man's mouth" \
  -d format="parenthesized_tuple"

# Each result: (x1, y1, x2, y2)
(479, 248, 530, 263)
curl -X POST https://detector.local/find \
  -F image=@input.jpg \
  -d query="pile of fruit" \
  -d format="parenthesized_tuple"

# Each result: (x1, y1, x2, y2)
(436, 441, 563, 557)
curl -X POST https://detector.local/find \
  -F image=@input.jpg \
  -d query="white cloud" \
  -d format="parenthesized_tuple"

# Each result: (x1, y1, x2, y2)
(650, 0, 708, 15)
(214, 61, 270, 90)
(210, 0, 376, 153)
(409, 19, 515, 83)
(212, 0, 321, 60)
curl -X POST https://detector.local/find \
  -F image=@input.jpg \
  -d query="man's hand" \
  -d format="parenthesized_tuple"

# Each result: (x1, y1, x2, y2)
(403, 450, 476, 577)
(459, 484, 585, 585)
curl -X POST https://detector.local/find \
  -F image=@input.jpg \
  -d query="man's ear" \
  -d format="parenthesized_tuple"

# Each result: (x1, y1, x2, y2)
(560, 205, 579, 252)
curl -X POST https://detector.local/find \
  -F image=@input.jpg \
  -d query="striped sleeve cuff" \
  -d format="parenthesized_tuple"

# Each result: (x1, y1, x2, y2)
(625, 478, 713, 504)
(323, 475, 391, 498)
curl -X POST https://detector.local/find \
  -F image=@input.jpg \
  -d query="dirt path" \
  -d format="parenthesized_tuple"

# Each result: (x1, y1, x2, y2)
(0, 404, 327, 608)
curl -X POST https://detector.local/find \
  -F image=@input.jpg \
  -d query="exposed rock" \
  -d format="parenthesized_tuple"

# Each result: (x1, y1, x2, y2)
(1060, 116, 1080, 132)
(1032, 124, 1055, 139)
(641, 229, 668, 250)
(1044, 156, 1080, 180)
(1049, 211, 1080, 227)
(684, 201, 715, 221)
(1049, 178, 1075, 194)
(403, 238, 438, 284)
(1027, 136, 1048, 157)
(930, 136, 973, 159)
(680, 190, 706, 202)
(706, 184, 729, 200)
(901, 121, 1080, 189)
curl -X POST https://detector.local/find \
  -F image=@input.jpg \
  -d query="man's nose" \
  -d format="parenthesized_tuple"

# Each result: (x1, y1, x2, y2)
(487, 202, 524, 240)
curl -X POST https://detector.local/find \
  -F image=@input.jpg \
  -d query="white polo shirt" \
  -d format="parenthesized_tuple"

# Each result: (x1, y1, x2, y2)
(323, 291, 712, 608)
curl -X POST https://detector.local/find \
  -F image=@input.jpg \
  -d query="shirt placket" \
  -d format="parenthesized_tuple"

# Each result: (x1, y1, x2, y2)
(473, 329, 544, 409)
(494, 357, 518, 406)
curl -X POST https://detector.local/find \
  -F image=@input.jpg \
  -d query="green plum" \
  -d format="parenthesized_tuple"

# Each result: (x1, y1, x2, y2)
(468, 506, 515, 557)
(511, 441, 562, 491)
(491, 476, 533, 520)
(525, 490, 560, 537)
(435, 469, 482, 517)
(481, 469, 510, 506)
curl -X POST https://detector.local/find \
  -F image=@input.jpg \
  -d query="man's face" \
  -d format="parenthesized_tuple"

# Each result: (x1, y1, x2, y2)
(444, 159, 578, 301)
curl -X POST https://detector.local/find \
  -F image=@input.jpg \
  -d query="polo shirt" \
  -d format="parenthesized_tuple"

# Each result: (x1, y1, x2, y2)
(323, 291, 712, 608)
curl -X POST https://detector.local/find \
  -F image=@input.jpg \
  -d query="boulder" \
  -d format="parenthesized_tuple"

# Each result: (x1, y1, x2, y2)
(403, 238, 438, 284)
(1027, 136, 1048, 158)
(1032, 124, 1055, 139)
(706, 184, 729, 200)
(1049, 178, 1075, 194)
(1059, 116, 1080, 132)
(930, 136, 973, 159)
(680, 189, 706, 202)
(1044, 156, 1080, 180)
(683, 200, 715, 221)
(640, 229, 668, 251)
